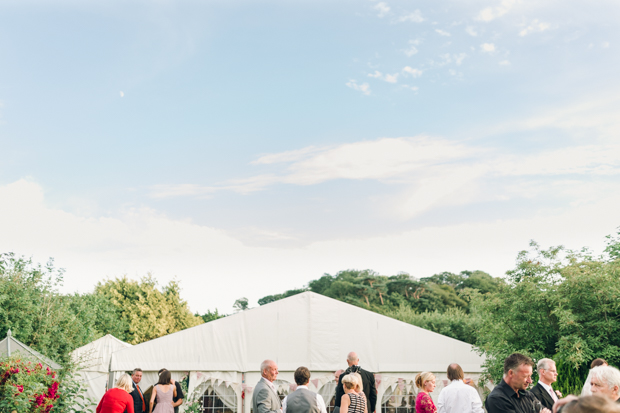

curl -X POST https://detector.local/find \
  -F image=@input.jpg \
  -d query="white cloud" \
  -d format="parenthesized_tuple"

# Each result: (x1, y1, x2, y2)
(465, 26, 478, 36)
(2, 179, 617, 314)
(119, 91, 124, 98)
(374, 2, 390, 18)
(476, 0, 517, 22)
(402, 66, 423, 77)
(252, 146, 322, 165)
(519, 19, 551, 36)
(480, 43, 496, 53)
(384, 73, 399, 83)
(435, 29, 451, 37)
(499, 59, 511, 65)
(602, 42, 610, 48)
(346, 80, 371, 95)
(401, 85, 419, 92)
(454, 53, 467, 65)
(403, 39, 421, 57)
(397, 10, 424, 23)
(367, 71, 398, 83)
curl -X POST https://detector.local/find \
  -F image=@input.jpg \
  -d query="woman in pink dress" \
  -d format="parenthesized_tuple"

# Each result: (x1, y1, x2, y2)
(414, 372, 437, 413)
(149, 370, 177, 413)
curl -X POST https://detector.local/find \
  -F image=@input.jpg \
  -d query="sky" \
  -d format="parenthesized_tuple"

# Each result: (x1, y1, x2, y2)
(1, 0, 619, 314)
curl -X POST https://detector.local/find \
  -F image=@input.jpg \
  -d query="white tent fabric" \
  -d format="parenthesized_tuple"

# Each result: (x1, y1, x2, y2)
(71, 334, 132, 410)
(109, 292, 486, 413)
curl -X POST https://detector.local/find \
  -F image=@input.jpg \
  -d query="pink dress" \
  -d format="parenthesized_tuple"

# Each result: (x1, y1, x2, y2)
(415, 392, 437, 413)
(153, 384, 175, 413)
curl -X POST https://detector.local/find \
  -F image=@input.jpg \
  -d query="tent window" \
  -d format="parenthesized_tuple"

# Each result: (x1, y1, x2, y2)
(380, 383, 416, 413)
(318, 381, 338, 413)
(202, 385, 237, 413)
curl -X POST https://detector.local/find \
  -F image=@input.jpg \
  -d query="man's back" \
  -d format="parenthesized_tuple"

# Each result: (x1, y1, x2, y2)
(285, 388, 320, 413)
(437, 380, 483, 413)
(334, 368, 377, 412)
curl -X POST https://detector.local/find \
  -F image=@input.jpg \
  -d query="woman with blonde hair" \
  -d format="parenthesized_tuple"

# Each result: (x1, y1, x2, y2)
(340, 373, 367, 413)
(414, 372, 437, 413)
(96, 373, 135, 413)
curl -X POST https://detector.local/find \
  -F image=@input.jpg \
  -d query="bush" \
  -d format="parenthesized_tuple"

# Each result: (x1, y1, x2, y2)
(0, 356, 59, 412)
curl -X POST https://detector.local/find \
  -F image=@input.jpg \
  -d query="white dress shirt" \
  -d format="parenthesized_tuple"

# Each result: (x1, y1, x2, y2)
(436, 380, 484, 413)
(538, 381, 558, 402)
(282, 385, 328, 413)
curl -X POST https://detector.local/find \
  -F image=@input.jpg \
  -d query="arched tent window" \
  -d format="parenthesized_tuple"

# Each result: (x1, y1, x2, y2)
(200, 382, 238, 413)
(318, 381, 338, 413)
(381, 380, 416, 413)
(273, 379, 292, 402)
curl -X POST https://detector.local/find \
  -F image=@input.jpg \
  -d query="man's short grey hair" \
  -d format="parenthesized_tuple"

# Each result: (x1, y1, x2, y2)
(591, 365, 620, 389)
(537, 358, 555, 371)
(261, 360, 275, 373)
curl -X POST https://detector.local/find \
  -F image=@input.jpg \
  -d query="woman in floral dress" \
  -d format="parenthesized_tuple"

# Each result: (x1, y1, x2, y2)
(414, 372, 437, 413)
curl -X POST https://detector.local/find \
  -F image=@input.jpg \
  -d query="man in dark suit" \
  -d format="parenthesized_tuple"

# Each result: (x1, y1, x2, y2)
(129, 368, 147, 413)
(531, 358, 561, 411)
(159, 368, 185, 413)
(334, 352, 377, 413)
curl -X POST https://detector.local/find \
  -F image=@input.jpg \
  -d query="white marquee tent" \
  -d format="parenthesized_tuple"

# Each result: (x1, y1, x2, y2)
(71, 334, 132, 410)
(109, 292, 486, 413)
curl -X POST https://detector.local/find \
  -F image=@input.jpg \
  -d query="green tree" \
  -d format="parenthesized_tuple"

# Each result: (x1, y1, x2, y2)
(472, 239, 620, 395)
(0, 253, 104, 364)
(197, 309, 225, 323)
(233, 297, 249, 312)
(258, 288, 307, 306)
(94, 275, 203, 344)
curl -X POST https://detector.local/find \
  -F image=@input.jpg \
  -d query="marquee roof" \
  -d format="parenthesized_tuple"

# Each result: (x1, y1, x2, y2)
(110, 291, 484, 373)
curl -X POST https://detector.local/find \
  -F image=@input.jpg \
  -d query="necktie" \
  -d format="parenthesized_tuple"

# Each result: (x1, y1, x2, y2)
(137, 384, 146, 412)
(548, 387, 558, 402)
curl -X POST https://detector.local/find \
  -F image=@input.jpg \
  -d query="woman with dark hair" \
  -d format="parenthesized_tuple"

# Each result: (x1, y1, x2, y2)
(149, 370, 177, 413)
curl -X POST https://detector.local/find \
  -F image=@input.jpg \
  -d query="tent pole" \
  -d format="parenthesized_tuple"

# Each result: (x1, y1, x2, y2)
(7, 329, 11, 357)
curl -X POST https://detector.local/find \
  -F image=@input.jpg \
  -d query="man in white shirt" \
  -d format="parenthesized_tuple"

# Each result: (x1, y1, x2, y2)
(282, 367, 328, 413)
(530, 358, 561, 411)
(437, 363, 484, 413)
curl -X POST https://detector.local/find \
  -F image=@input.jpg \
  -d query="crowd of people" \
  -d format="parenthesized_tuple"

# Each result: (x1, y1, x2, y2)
(96, 368, 184, 413)
(94, 351, 620, 413)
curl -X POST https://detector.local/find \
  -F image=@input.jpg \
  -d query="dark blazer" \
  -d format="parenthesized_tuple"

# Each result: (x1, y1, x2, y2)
(530, 383, 555, 411)
(129, 381, 147, 413)
(334, 366, 377, 413)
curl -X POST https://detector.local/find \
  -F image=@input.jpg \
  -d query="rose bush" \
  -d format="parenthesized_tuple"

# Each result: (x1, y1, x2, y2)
(0, 357, 59, 412)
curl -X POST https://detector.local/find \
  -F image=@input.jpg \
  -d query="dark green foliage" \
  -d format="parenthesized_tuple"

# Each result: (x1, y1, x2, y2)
(258, 288, 307, 306)
(260, 268, 501, 344)
(0, 253, 102, 365)
(197, 309, 226, 323)
(383, 305, 481, 344)
(472, 235, 620, 395)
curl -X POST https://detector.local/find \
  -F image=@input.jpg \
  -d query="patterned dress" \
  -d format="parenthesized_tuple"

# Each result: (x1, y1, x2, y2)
(415, 392, 437, 413)
(347, 392, 367, 413)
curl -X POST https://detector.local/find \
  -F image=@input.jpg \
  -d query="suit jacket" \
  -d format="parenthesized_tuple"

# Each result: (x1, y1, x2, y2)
(334, 366, 377, 413)
(530, 383, 555, 411)
(129, 381, 146, 413)
(252, 378, 282, 413)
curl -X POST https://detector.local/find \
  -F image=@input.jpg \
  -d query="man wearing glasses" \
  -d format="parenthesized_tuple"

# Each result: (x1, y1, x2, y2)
(531, 359, 562, 411)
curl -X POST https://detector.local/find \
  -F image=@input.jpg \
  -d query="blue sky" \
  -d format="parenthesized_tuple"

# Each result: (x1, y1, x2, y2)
(1, 0, 619, 313)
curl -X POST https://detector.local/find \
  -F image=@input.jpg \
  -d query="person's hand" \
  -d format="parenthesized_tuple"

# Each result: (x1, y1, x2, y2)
(553, 396, 578, 413)
(541, 409, 551, 413)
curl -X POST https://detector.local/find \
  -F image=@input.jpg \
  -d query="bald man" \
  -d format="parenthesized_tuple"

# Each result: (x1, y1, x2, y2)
(253, 360, 282, 413)
(334, 352, 377, 413)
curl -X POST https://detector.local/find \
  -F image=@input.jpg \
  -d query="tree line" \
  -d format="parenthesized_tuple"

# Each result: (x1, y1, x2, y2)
(1, 228, 619, 395)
